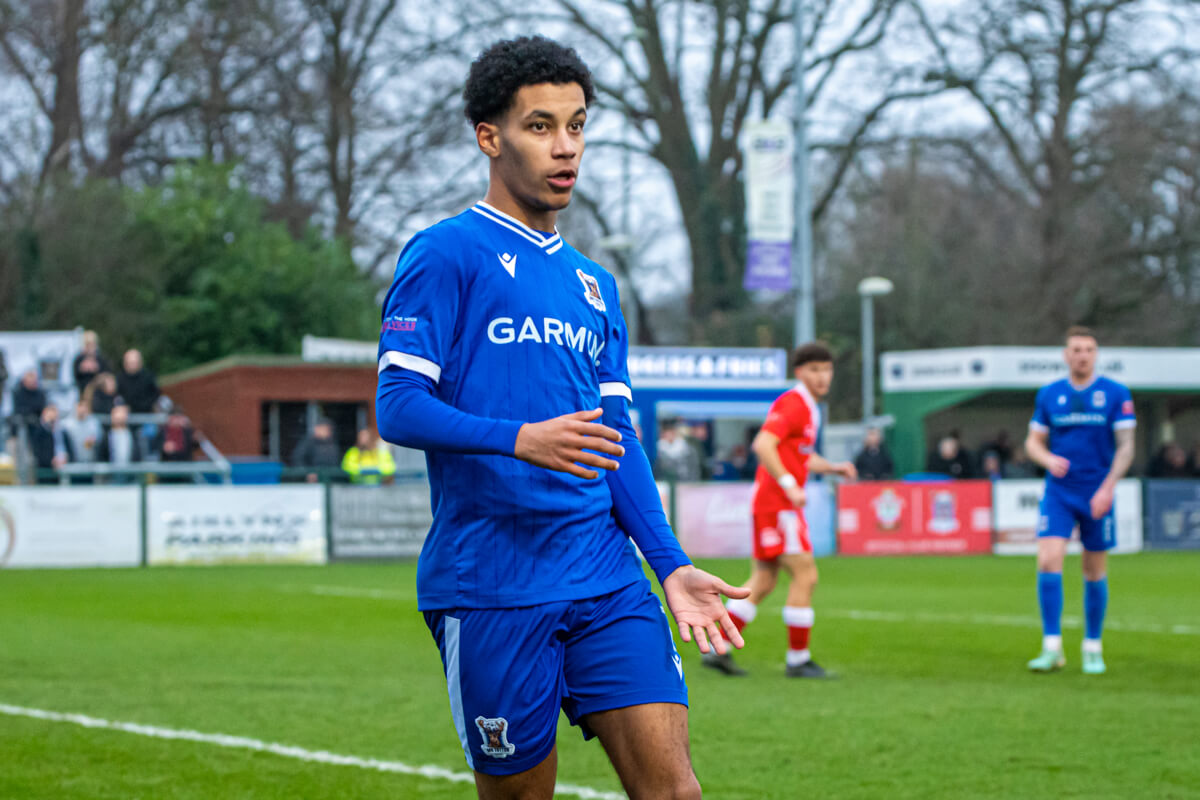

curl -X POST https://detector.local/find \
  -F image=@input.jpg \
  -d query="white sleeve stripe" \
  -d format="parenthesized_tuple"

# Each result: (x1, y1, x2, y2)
(1028, 421, 1049, 432)
(1113, 419, 1137, 429)
(599, 382, 633, 401)
(378, 351, 442, 382)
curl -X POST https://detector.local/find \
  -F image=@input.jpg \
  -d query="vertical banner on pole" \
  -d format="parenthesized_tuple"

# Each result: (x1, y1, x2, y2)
(743, 120, 794, 291)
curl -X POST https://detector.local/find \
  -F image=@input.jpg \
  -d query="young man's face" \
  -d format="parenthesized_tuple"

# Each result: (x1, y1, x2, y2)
(483, 82, 586, 221)
(1063, 335, 1097, 378)
(795, 361, 834, 399)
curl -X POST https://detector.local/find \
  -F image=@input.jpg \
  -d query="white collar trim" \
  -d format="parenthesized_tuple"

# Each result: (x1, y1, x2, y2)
(472, 202, 563, 253)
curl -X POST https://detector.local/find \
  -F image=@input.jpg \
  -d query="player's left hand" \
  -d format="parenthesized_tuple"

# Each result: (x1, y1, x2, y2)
(662, 566, 750, 655)
(1090, 484, 1114, 520)
(835, 461, 858, 480)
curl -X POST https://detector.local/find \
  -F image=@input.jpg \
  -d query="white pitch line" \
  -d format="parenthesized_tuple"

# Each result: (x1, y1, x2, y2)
(824, 608, 1200, 636)
(0, 704, 624, 800)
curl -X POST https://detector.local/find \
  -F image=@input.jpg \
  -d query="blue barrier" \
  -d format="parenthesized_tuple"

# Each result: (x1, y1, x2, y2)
(1143, 480, 1200, 551)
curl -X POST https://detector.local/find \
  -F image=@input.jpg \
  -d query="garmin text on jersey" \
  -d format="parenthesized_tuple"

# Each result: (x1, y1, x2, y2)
(486, 315, 606, 365)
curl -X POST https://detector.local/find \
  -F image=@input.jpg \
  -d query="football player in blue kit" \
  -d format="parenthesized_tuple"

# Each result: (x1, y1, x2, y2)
(1024, 327, 1135, 675)
(375, 36, 749, 799)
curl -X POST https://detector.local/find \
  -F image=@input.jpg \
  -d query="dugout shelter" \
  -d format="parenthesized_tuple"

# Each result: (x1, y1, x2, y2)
(882, 347, 1200, 475)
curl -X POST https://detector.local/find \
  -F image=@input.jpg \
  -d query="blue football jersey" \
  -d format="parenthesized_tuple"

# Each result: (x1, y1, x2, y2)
(378, 202, 644, 610)
(1030, 376, 1135, 489)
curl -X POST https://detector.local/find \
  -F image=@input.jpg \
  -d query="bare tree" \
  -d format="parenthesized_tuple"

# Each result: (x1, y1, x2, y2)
(909, 0, 1200, 336)
(544, 0, 927, 341)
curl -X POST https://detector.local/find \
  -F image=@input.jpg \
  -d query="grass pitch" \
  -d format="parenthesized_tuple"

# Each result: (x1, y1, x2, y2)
(2, 553, 1198, 799)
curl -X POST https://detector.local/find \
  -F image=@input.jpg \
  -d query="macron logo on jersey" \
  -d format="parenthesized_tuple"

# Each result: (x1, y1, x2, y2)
(498, 252, 517, 277)
(487, 316, 606, 364)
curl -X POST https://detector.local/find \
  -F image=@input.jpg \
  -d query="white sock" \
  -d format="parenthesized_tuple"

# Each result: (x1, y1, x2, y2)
(786, 649, 811, 666)
(1043, 635, 1063, 652)
(725, 597, 758, 624)
(1082, 638, 1103, 654)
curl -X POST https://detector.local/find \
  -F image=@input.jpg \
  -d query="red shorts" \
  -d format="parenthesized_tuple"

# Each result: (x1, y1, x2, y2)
(752, 508, 811, 561)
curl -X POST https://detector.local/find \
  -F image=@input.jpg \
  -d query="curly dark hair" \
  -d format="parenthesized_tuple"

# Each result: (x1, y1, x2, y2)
(791, 342, 834, 370)
(464, 36, 596, 126)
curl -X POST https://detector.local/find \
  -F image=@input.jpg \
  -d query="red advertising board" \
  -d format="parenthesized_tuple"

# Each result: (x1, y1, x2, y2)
(836, 481, 993, 556)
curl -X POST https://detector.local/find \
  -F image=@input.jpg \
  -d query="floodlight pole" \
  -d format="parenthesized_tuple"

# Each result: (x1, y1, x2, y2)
(857, 277, 894, 421)
(793, 0, 815, 347)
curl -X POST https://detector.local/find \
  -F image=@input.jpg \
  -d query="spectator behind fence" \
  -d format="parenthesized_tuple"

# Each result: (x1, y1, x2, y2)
(712, 444, 753, 481)
(156, 409, 199, 462)
(292, 416, 341, 482)
(72, 330, 111, 392)
(980, 450, 1005, 481)
(981, 430, 1014, 465)
(926, 434, 974, 479)
(11, 369, 47, 426)
(654, 419, 700, 482)
(853, 427, 894, 480)
(96, 404, 143, 482)
(84, 372, 122, 415)
(117, 349, 160, 413)
(1147, 442, 1190, 478)
(61, 399, 101, 466)
(1006, 446, 1038, 478)
(30, 405, 71, 483)
(342, 428, 397, 485)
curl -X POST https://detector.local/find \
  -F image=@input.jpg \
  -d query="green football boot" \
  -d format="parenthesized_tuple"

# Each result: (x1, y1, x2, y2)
(1081, 649, 1107, 675)
(1026, 648, 1066, 672)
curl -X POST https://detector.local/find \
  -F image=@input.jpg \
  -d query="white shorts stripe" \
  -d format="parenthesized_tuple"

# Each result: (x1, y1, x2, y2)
(598, 382, 633, 401)
(378, 351, 442, 382)
(778, 510, 803, 555)
(444, 616, 473, 769)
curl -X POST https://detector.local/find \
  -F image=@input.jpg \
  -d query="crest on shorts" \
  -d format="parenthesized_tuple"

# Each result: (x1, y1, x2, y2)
(576, 269, 606, 312)
(475, 716, 516, 758)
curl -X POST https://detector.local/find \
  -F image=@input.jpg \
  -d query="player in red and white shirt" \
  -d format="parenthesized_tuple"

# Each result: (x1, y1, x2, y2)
(702, 342, 857, 678)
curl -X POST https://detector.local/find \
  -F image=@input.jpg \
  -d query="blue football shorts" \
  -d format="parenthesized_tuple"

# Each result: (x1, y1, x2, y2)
(1037, 484, 1116, 552)
(423, 579, 688, 776)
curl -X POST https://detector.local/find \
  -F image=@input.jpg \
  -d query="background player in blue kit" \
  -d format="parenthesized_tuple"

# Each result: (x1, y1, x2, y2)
(375, 36, 749, 799)
(1024, 327, 1136, 675)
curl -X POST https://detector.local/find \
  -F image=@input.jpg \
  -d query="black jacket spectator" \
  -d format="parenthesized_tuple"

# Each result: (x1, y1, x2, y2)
(926, 435, 974, 479)
(855, 444, 894, 481)
(11, 373, 47, 421)
(292, 418, 341, 481)
(96, 426, 144, 463)
(31, 415, 73, 471)
(73, 331, 111, 391)
(85, 373, 122, 415)
(117, 369, 159, 413)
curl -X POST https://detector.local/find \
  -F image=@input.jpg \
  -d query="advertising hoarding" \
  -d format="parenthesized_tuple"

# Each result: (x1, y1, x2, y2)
(147, 486, 326, 565)
(674, 481, 835, 558)
(1143, 480, 1200, 551)
(329, 484, 432, 559)
(837, 481, 993, 556)
(0, 487, 141, 568)
(992, 479, 1142, 555)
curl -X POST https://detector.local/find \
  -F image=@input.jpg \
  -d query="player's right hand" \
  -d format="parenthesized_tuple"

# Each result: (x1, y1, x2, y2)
(785, 485, 807, 508)
(515, 408, 625, 480)
(1047, 455, 1070, 478)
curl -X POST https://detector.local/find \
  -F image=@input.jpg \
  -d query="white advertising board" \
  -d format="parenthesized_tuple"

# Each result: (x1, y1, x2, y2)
(992, 479, 1142, 555)
(882, 346, 1200, 392)
(147, 486, 326, 566)
(0, 487, 141, 568)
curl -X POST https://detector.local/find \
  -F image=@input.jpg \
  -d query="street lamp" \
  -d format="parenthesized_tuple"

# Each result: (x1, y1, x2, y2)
(857, 276, 894, 421)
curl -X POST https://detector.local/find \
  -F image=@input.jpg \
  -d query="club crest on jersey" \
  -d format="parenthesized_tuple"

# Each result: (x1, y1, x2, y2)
(475, 716, 516, 758)
(576, 269, 606, 311)
(1092, 390, 1106, 408)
